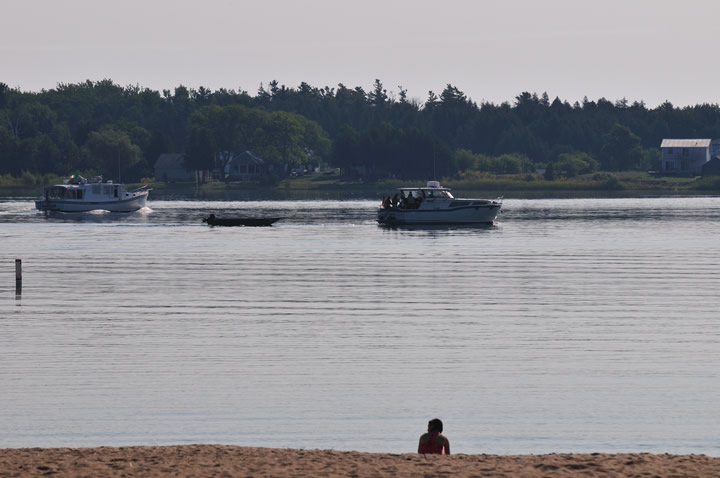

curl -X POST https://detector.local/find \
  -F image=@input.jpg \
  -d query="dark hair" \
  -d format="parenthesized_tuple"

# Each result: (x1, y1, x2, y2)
(428, 418, 443, 433)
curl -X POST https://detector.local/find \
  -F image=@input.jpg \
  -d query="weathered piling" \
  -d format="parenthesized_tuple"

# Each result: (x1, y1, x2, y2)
(15, 259, 22, 297)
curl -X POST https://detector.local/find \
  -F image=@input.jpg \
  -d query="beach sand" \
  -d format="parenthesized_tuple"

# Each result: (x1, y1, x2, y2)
(1, 446, 719, 477)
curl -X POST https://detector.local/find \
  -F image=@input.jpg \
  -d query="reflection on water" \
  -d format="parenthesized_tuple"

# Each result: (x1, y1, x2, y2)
(1, 197, 720, 454)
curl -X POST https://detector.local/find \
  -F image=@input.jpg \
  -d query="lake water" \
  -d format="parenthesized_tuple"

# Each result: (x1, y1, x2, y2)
(1, 195, 719, 455)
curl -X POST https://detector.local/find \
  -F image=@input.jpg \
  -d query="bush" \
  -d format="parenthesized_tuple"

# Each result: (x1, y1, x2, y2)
(555, 152, 599, 177)
(544, 163, 555, 180)
(693, 176, 720, 190)
(21, 171, 38, 186)
(601, 173, 624, 189)
(592, 172, 614, 181)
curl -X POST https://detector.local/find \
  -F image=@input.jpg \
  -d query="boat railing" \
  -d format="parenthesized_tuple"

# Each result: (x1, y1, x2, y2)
(129, 184, 152, 193)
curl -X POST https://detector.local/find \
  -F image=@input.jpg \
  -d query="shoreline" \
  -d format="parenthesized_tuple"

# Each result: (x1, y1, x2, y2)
(2, 171, 719, 201)
(2, 185, 719, 202)
(1, 446, 719, 477)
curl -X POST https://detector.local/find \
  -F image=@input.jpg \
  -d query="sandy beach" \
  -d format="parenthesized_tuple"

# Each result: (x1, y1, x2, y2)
(1, 446, 719, 477)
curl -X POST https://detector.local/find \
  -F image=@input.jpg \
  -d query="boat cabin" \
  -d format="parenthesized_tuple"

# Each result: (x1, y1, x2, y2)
(385, 181, 456, 209)
(43, 175, 124, 201)
(398, 181, 454, 199)
(36, 174, 150, 213)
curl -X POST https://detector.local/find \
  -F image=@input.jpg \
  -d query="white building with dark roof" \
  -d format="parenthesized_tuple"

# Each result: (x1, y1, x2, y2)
(660, 139, 711, 175)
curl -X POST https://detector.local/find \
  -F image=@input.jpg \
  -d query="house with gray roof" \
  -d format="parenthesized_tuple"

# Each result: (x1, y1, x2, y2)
(224, 150, 269, 180)
(660, 139, 712, 175)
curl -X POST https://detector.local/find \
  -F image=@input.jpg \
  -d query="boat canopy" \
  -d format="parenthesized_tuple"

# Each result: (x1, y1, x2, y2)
(64, 174, 107, 185)
(397, 180, 449, 190)
(395, 181, 454, 198)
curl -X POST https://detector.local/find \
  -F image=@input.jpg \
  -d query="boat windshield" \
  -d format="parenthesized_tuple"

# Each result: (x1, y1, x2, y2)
(46, 186, 67, 199)
(421, 189, 454, 199)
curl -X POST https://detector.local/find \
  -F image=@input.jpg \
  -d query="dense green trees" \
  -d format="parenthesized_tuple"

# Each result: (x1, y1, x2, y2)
(601, 123, 645, 171)
(84, 126, 145, 181)
(1, 78, 719, 182)
(330, 123, 451, 181)
(184, 104, 330, 180)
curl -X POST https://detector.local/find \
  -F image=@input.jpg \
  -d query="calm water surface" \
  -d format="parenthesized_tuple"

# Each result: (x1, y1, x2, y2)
(1, 196, 719, 455)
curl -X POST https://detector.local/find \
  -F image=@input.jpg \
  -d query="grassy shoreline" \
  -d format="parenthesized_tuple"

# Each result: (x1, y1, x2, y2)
(2, 172, 720, 200)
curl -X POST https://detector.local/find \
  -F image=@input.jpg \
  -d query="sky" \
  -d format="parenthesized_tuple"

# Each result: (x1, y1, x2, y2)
(2, 0, 719, 108)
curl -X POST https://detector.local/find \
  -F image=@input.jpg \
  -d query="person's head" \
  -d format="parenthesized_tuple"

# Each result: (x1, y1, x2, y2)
(428, 418, 443, 433)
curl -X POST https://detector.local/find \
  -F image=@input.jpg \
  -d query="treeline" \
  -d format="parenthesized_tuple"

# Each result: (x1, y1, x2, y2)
(2, 79, 720, 182)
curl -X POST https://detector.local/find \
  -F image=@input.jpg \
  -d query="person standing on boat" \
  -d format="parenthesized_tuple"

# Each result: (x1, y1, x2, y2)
(418, 418, 450, 455)
(405, 192, 416, 208)
(392, 193, 399, 208)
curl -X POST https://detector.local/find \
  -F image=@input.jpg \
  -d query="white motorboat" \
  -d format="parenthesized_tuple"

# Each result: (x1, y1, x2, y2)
(35, 175, 151, 212)
(377, 181, 502, 225)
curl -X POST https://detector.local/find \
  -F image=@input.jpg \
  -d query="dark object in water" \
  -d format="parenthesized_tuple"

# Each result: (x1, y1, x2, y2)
(203, 214, 281, 227)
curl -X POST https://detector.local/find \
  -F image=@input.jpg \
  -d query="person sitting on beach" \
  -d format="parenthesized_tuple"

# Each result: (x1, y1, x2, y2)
(418, 418, 450, 455)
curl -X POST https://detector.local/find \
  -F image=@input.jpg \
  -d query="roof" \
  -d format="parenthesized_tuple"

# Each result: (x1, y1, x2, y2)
(228, 150, 265, 165)
(154, 153, 185, 168)
(660, 139, 711, 148)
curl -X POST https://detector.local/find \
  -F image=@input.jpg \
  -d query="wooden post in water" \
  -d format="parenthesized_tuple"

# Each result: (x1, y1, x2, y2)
(15, 259, 22, 297)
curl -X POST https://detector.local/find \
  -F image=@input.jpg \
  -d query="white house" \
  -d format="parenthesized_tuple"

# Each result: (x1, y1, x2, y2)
(660, 139, 711, 175)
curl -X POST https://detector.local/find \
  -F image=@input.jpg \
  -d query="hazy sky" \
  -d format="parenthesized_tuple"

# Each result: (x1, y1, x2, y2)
(2, 0, 718, 108)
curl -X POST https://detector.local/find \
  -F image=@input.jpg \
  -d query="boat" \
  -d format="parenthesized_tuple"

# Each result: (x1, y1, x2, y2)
(35, 175, 151, 212)
(203, 214, 282, 227)
(377, 181, 502, 225)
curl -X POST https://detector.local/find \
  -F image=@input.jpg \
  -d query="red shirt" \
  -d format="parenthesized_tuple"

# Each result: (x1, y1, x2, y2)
(418, 432, 447, 454)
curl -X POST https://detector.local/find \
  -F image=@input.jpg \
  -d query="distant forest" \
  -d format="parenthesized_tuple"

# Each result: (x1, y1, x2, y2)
(2, 79, 720, 182)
